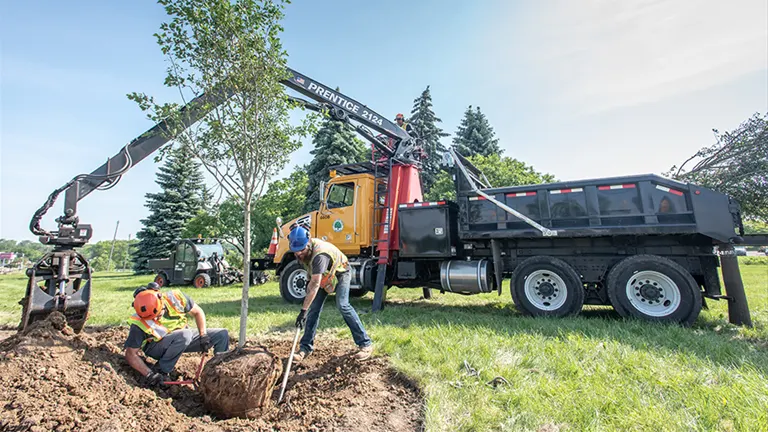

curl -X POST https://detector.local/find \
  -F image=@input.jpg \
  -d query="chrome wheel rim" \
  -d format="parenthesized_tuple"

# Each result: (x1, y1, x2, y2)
(287, 268, 308, 299)
(524, 270, 567, 311)
(625, 270, 681, 317)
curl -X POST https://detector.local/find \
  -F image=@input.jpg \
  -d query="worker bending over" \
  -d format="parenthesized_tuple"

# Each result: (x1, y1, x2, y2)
(289, 226, 373, 363)
(124, 282, 230, 386)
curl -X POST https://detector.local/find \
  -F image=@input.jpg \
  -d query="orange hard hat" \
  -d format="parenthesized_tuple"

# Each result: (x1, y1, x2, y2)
(395, 113, 404, 119)
(133, 290, 162, 319)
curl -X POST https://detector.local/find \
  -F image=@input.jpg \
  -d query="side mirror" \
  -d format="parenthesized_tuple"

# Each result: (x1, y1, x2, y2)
(275, 217, 285, 238)
(319, 181, 327, 206)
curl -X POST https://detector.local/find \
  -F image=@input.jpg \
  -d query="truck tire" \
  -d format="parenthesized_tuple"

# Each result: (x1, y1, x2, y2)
(511, 256, 585, 317)
(606, 255, 702, 326)
(193, 273, 211, 288)
(280, 260, 308, 304)
(154, 272, 169, 288)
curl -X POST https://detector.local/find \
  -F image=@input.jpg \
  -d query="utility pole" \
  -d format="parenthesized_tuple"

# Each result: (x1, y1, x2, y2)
(122, 233, 131, 271)
(107, 220, 120, 272)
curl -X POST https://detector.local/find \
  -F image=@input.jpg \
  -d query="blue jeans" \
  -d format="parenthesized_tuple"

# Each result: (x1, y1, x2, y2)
(300, 271, 372, 353)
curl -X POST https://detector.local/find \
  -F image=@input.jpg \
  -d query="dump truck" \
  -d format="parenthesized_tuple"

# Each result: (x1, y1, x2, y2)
(261, 147, 759, 326)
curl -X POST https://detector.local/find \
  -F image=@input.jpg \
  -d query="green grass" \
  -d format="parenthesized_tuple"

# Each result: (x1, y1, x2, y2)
(1, 266, 767, 431)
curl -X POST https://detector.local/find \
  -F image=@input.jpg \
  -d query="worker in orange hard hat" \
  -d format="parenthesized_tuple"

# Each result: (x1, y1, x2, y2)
(395, 113, 416, 135)
(123, 282, 230, 387)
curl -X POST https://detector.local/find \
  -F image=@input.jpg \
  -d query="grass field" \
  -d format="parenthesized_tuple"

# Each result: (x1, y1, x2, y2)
(1, 264, 767, 431)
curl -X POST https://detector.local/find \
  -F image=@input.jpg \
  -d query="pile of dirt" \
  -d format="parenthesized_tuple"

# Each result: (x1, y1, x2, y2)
(0, 313, 423, 432)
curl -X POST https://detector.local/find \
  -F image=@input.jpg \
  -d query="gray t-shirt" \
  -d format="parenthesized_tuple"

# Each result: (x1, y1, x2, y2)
(124, 292, 194, 350)
(311, 253, 332, 275)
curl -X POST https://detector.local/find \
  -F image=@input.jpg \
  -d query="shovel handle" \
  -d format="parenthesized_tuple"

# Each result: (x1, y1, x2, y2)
(277, 326, 302, 404)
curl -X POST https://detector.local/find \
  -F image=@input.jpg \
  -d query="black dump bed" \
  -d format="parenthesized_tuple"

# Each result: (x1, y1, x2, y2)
(454, 174, 740, 244)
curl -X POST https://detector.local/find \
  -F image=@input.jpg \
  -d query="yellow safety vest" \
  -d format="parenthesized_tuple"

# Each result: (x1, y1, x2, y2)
(129, 289, 189, 347)
(300, 238, 349, 293)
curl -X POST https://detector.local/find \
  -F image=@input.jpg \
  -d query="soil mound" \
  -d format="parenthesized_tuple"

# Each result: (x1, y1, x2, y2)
(199, 347, 283, 419)
(0, 314, 423, 432)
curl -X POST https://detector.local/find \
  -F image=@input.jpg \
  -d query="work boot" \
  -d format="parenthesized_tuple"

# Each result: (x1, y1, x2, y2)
(292, 349, 310, 364)
(353, 345, 373, 361)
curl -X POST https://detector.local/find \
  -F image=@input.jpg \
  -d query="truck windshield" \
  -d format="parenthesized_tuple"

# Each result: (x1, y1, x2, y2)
(196, 244, 225, 258)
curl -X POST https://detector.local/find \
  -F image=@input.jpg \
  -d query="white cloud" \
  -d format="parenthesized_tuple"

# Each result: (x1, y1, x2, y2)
(524, 0, 768, 113)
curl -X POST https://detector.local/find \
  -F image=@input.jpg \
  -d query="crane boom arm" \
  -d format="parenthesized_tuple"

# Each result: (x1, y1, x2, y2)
(30, 67, 414, 239)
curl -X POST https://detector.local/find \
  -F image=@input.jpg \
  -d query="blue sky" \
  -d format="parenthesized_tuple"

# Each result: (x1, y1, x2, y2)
(2, 0, 766, 242)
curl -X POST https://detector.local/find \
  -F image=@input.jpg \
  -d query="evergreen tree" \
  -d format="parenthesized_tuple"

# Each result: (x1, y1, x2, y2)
(132, 146, 206, 273)
(452, 105, 501, 157)
(303, 118, 367, 212)
(409, 85, 448, 194)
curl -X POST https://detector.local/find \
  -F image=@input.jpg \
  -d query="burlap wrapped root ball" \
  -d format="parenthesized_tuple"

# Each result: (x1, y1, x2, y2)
(198, 347, 283, 419)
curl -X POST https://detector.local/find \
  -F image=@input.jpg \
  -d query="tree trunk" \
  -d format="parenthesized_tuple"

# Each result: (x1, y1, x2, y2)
(238, 194, 252, 348)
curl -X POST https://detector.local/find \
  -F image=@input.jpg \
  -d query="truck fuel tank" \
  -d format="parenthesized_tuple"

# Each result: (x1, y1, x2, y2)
(439, 259, 494, 294)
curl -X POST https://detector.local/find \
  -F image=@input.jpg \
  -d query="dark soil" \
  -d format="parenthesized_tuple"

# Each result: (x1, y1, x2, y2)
(0, 314, 423, 432)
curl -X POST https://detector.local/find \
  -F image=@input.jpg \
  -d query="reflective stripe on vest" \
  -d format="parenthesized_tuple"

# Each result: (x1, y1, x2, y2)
(129, 289, 189, 346)
(301, 238, 349, 293)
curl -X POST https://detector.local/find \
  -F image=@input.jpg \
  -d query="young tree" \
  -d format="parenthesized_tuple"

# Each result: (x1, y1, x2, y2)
(132, 146, 206, 273)
(128, 0, 314, 347)
(667, 112, 768, 222)
(185, 165, 309, 254)
(303, 117, 367, 213)
(452, 105, 501, 157)
(425, 153, 555, 201)
(409, 85, 448, 194)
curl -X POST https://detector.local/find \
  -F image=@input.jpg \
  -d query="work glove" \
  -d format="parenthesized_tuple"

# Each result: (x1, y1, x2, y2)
(145, 371, 166, 387)
(199, 333, 211, 352)
(295, 309, 307, 329)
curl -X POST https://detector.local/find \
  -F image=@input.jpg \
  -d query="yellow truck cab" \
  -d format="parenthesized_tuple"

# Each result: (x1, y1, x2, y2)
(268, 164, 384, 302)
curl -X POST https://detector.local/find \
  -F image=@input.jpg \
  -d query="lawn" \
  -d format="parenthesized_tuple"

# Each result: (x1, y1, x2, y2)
(1, 264, 767, 431)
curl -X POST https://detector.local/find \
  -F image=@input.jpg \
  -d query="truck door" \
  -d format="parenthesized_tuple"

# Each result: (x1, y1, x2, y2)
(317, 181, 359, 255)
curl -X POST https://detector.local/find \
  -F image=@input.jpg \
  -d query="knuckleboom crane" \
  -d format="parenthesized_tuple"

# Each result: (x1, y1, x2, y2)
(22, 68, 425, 332)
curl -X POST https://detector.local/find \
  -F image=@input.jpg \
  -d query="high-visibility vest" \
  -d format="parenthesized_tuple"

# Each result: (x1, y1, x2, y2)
(300, 238, 349, 293)
(129, 289, 189, 347)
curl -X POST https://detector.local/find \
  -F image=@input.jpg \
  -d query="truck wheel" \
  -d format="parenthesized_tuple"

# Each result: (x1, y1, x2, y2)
(193, 273, 211, 288)
(511, 256, 585, 317)
(606, 255, 702, 326)
(154, 272, 169, 288)
(280, 260, 307, 304)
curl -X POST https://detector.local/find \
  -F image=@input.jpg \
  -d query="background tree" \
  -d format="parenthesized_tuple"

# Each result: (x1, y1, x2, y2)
(425, 153, 555, 201)
(132, 146, 206, 273)
(452, 105, 501, 157)
(303, 117, 367, 212)
(0, 239, 50, 264)
(83, 239, 139, 272)
(184, 165, 309, 255)
(409, 85, 448, 194)
(667, 112, 767, 222)
(129, 0, 314, 346)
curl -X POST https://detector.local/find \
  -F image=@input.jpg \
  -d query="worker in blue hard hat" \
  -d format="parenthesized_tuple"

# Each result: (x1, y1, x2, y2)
(287, 225, 373, 363)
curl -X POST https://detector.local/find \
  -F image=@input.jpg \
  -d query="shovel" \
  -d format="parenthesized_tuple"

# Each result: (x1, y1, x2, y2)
(277, 326, 302, 404)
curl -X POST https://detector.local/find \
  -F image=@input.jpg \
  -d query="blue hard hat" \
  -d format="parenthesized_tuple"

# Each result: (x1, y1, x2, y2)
(288, 225, 310, 252)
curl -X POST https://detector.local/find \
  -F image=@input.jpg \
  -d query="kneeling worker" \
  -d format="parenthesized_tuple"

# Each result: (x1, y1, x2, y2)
(289, 226, 373, 362)
(124, 282, 230, 386)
